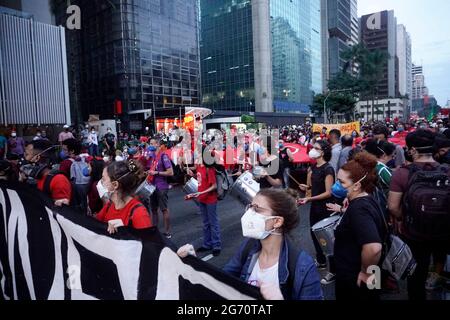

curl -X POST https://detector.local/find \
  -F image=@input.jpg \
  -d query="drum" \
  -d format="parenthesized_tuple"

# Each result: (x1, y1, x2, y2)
(183, 177, 198, 195)
(231, 171, 260, 205)
(135, 180, 156, 201)
(311, 215, 341, 257)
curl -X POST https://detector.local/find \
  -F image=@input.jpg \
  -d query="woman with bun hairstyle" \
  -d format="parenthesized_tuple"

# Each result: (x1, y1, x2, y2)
(96, 160, 152, 234)
(298, 139, 335, 269)
(178, 188, 323, 300)
(327, 152, 386, 300)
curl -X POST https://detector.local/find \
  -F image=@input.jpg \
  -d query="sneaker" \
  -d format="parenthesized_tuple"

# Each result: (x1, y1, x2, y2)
(196, 246, 212, 253)
(320, 272, 336, 285)
(162, 232, 172, 239)
(425, 272, 444, 290)
(212, 249, 221, 256)
(315, 260, 327, 270)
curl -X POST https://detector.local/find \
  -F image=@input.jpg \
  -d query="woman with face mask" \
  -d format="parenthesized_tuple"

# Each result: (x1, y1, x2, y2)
(327, 152, 385, 300)
(178, 189, 323, 300)
(95, 160, 152, 234)
(298, 140, 335, 271)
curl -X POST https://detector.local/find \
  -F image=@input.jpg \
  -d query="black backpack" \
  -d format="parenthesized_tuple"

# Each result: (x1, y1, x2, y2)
(160, 153, 183, 184)
(206, 165, 233, 201)
(402, 163, 450, 241)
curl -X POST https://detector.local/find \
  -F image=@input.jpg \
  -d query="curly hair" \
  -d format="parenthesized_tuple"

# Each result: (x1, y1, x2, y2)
(340, 151, 378, 193)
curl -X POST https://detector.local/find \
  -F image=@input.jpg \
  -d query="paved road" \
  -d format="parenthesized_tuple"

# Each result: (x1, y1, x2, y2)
(156, 185, 448, 300)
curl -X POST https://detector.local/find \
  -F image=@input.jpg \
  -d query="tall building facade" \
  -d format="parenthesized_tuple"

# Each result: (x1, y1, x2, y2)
(54, 0, 200, 129)
(0, 6, 70, 126)
(0, 0, 54, 24)
(397, 24, 412, 102)
(321, 0, 359, 89)
(200, 0, 322, 115)
(360, 10, 397, 99)
(412, 64, 423, 78)
(412, 73, 429, 100)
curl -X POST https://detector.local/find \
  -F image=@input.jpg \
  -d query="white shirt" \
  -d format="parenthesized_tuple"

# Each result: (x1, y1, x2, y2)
(88, 132, 98, 145)
(248, 258, 279, 288)
(330, 143, 342, 174)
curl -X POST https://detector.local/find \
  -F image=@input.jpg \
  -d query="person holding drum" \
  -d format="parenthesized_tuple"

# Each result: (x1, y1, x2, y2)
(186, 147, 222, 256)
(178, 188, 323, 300)
(327, 152, 385, 300)
(95, 160, 153, 234)
(298, 140, 335, 271)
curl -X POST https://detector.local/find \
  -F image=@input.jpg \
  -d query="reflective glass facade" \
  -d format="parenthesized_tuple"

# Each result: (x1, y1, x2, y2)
(271, 0, 322, 112)
(200, 0, 322, 114)
(200, 0, 255, 112)
(54, 0, 200, 127)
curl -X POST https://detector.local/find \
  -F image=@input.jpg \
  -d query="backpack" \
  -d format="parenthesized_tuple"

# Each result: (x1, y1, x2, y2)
(105, 201, 145, 227)
(367, 196, 417, 281)
(160, 153, 183, 184)
(402, 163, 450, 241)
(206, 165, 233, 201)
(70, 157, 91, 185)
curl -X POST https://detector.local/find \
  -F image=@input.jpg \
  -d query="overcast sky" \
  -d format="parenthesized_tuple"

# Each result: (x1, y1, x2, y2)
(358, 0, 450, 106)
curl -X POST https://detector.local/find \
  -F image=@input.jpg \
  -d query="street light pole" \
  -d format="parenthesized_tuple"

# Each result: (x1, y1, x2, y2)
(324, 92, 331, 124)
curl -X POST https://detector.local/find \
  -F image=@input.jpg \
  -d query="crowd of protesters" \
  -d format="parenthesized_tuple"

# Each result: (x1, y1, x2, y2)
(1, 116, 449, 301)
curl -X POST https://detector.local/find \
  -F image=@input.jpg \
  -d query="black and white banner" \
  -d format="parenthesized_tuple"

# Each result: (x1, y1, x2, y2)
(0, 182, 260, 300)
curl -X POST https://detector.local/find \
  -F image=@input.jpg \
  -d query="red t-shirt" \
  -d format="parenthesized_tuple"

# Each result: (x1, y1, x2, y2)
(196, 165, 218, 204)
(96, 198, 152, 229)
(37, 172, 72, 202)
(59, 159, 73, 177)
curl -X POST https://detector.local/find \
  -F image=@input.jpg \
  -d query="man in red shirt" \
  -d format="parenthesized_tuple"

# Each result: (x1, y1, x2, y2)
(186, 153, 221, 256)
(21, 140, 72, 207)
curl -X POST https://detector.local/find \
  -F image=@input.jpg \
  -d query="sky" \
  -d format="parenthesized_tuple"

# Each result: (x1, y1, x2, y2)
(358, 0, 450, 106)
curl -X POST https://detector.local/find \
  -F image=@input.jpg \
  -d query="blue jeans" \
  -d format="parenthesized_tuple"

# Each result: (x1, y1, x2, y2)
(88, 144, 98, 156)
(198, 202, 221, 250)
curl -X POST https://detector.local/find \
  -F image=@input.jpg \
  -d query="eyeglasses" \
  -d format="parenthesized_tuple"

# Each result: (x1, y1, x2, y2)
(245, 203, 272, 215)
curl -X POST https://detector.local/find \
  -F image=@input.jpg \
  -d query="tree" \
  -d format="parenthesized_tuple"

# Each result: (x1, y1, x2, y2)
(311, 93, 357, 123)
(319, 44, 390, 122)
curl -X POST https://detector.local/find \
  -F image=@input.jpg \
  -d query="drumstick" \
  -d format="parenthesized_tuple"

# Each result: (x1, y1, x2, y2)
(287, 172, 302, 187)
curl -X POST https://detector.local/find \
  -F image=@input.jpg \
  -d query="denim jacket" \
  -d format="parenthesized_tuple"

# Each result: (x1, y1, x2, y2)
(223, 237, 323, 300)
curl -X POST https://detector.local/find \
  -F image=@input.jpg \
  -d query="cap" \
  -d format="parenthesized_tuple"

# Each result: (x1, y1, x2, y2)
(63, 125, 70, 129)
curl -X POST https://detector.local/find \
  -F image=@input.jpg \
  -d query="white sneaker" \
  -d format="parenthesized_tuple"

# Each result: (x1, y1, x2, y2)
(320, 272, 336, 285)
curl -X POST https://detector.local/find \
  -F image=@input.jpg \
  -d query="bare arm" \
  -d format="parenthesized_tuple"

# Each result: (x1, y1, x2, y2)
(388, 191, 403, 218)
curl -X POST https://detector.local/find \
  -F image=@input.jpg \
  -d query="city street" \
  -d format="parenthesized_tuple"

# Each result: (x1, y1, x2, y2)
(160, 185, 448, 301)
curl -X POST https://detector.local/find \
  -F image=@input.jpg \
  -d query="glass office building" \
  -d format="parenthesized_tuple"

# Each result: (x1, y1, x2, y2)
(200, 0, 322, 114)
(54, 0, 200, 129)
(200, 0, 255, 113)
(271, 0, 322, 113)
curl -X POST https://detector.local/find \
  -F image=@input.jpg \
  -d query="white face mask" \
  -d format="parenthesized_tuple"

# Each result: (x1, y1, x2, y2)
(11, 133, 17, 138)
(91, 130, 95, 134)
(308, 149, 322, 159)
(96, 181, 110, 199)
(241, 208, 281, 240)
